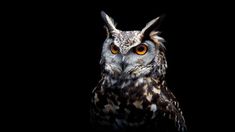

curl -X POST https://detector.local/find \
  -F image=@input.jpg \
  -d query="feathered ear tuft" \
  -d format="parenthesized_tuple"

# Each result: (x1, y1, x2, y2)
(139, 14, 165, 39)
(101, 11, 119, 35)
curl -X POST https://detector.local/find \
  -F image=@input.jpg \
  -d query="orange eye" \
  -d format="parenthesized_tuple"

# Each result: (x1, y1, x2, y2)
(110, 44, 119, 54)
(134, 44, 148, 55)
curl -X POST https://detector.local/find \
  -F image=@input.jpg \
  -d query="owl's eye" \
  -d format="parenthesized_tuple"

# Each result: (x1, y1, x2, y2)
(110, 44, 119, 54)
(134, 44, 148, 55)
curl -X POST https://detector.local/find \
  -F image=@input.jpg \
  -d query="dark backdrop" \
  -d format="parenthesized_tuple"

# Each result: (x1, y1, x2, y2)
(30, 1, 233, 132)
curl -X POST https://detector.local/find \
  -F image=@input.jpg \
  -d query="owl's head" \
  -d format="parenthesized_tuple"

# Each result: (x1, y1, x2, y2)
(100, 11, 167, 79)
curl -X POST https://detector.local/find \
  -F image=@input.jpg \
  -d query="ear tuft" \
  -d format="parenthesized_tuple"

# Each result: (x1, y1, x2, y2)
(101, 11, 119, 34)
(139, 14, 165, 38)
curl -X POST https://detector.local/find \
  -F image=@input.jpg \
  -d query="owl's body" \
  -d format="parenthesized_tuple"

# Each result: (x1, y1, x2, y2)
(90, 12, 187, 132)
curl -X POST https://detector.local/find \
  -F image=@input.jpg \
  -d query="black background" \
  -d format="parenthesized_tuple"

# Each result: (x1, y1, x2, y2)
(21, 1, 233, 132)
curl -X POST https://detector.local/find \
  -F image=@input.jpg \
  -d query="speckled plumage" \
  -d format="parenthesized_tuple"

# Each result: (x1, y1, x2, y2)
(90, 11, 187, 132)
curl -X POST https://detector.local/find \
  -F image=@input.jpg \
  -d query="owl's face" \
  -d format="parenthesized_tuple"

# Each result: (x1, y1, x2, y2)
(100, 12, 165, 79)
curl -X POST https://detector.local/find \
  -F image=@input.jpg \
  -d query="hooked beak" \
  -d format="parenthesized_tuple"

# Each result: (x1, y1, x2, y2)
(121, 56, 127, 70)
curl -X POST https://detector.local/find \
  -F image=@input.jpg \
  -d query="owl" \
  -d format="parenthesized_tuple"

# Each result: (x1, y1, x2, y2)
(90, 11, 187, 132)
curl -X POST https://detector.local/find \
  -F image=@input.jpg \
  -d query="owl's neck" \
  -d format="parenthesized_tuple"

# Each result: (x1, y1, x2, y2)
(102, 72, 165, 90)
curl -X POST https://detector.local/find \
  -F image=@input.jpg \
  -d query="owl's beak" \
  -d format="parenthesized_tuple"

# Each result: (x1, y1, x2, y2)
(121, 56, 128, 70)
(121, 62, 127, 71)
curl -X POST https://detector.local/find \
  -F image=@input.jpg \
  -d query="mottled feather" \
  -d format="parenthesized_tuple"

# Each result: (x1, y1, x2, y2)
(90, 11, 187, 132)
